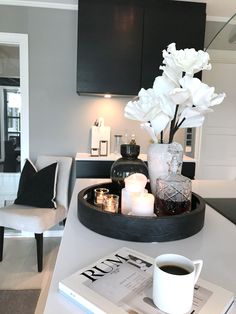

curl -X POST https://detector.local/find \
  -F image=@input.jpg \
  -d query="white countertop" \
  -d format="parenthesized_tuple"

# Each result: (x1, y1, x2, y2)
(75, 153, 195, 162)
(44, 179, 236, 314)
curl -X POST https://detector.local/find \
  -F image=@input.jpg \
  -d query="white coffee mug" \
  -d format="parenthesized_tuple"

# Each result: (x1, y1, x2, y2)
(153, 253, 203, 314)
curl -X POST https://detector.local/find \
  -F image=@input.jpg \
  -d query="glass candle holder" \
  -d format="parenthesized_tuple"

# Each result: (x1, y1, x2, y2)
(94, 188, 109, 206)
(102, 194, 119, 213)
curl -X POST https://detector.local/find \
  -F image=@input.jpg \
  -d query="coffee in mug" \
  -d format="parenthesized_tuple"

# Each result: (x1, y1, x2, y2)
(153, 253, 203, 314)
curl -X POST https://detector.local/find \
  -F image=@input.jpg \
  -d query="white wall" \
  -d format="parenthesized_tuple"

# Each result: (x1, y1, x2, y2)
(197, 53, 236, 179)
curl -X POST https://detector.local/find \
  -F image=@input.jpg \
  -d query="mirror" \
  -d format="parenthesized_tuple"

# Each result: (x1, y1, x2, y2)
(0, 33, 29, 172)
(0, 45, 21, 172)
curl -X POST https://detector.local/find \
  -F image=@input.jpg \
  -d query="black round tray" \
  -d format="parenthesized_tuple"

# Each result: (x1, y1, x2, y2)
(77, 182, 205, 242)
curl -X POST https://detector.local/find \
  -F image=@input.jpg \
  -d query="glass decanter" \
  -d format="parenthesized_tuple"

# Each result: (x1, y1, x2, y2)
(156, 155, 192, 216)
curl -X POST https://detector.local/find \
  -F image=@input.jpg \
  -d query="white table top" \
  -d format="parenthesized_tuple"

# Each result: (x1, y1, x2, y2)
(44, 179, 236, 314)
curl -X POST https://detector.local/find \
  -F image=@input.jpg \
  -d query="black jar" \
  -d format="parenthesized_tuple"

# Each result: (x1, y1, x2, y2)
(110, 144, 149, 187)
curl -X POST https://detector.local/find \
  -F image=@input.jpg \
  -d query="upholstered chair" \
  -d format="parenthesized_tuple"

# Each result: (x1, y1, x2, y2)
(0, 155, 72, 272)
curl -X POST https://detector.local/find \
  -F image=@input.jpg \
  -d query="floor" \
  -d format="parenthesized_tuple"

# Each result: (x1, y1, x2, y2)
(0, 236, 61, 313)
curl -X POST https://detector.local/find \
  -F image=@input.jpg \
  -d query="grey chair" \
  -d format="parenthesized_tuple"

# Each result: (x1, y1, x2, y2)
(0, 155, 72, 272)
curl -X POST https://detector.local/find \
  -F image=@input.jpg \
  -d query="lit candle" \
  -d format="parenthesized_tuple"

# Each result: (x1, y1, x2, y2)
(102, 194, 119, 213)
(94, 188, 109, 206)
(131, 192, 154, 216)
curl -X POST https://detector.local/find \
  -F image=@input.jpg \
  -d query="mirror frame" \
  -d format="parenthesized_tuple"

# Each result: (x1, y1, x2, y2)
(0, 32, 29, 169)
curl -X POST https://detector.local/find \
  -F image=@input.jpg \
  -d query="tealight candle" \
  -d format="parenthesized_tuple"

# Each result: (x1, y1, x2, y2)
(102, 194, 119, 213)
(94, 188, 109, 206)
(131, 192, 155, 216)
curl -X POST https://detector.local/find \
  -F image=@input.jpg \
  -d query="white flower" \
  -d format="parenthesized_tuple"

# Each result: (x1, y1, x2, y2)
(179, 76, 226, 109)
(178, 107, 206, 128)
(124, 86, 171, 136)
(162, 43, 212, 75)
(124, 88, 159, 122)
(124, 43, 225, 143)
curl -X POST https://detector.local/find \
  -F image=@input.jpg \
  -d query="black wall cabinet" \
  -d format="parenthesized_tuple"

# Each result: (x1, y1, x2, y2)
(77, 0, 206, 96)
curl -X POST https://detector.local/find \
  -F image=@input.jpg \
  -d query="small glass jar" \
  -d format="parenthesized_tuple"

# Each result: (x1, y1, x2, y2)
(110, 144, 149, 187)
(113, 134, 123, 154)
(156, 156, 192, 216)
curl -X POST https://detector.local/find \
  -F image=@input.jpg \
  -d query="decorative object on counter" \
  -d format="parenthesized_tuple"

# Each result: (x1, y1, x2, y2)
(121, 173, 148, 215)
(91, 117, 111, 156)
(110, 144, 148, 187)
(94, 187, 109, 206)
(129, 133, 136, 145)
(123, 130, 129, 144)
(102, 194, 119, 213)
(90, 148, 99, 157)
(77, 182, 206, 242)
(156, 156, 192, 216)
(124, 43, 225, 192)
(113, 134, 123, 154)
(124, 43, 225, 144)
(148, 141, 183, 193)
(131, 191, 154, 216)
(99, 140, 108, 156)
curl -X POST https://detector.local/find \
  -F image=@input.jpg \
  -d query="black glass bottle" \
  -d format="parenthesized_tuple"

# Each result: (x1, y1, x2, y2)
(110, 144, 149, 188)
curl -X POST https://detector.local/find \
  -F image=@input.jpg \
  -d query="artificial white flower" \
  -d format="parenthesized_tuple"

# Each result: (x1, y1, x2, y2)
(162, 43, 212, 75)
(179, 76, 226, 109)
(124, 88, 162, 122)
(141, 122, 158, 143)
(178, 107, 206, 128)
(124, 43, 225, 143)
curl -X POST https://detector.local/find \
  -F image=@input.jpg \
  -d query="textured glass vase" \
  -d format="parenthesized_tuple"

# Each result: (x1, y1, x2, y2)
(110, 144, 148, 187)
(147, 142, 183, 194)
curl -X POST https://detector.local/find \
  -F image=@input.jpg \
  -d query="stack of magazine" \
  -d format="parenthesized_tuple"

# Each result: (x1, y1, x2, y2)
(59, 247, 234, 314)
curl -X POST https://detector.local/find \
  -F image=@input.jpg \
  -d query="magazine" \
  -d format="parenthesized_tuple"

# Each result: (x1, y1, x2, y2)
(59, 247, 234, 314)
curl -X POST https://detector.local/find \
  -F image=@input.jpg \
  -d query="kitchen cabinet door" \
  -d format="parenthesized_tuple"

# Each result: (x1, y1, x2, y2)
(77, 0, 143, 96)
(142, 1, 206, 89)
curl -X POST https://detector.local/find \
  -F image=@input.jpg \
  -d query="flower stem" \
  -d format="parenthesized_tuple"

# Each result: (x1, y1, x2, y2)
(160, 131, 163, 143)
(169, 105, 179, 143)
(170, 117, 186, 143)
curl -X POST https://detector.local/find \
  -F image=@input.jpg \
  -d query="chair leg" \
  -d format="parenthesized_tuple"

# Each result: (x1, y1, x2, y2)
(0, 226, 4, 261)
(35, 233, 43, 272)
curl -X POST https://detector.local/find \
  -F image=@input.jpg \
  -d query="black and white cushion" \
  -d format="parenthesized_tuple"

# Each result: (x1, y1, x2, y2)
(14, 159, 58, 208)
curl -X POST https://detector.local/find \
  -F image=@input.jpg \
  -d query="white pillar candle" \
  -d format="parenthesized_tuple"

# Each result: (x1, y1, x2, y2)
(131, 193, 155, 216)
(121, 173, 148, 215)
(121, 188, 148, 215)
(124, 173, 147, 193)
